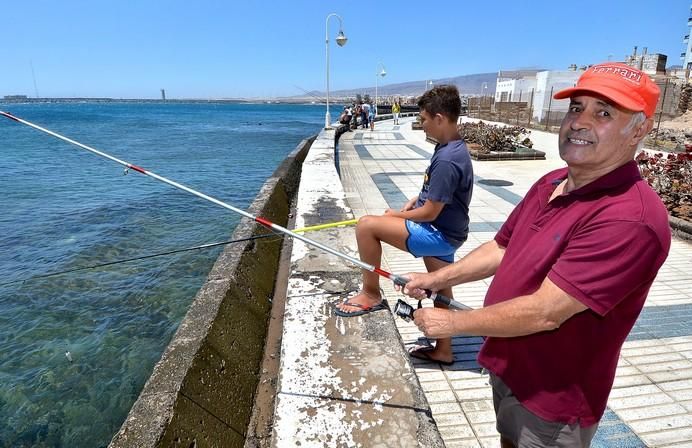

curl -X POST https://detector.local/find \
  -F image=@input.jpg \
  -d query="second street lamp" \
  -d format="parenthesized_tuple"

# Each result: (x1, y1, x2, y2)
(325, 13, 347, 129)
(374, 62, 386, 118)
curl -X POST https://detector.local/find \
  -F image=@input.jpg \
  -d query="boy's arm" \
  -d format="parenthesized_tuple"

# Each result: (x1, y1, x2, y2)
(400, 195, 419, 212)
(385, 199, 444, 221)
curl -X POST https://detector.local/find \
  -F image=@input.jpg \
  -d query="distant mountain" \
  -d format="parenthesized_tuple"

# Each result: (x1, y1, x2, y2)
(308, 72, 499, 99)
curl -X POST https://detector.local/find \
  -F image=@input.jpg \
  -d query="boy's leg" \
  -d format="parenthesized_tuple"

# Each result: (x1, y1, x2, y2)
(336, 215, 409, 313)
(410, 256, 454, 364)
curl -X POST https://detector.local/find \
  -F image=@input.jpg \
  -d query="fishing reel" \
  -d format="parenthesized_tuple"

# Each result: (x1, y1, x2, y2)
(394, 299, 422, 322)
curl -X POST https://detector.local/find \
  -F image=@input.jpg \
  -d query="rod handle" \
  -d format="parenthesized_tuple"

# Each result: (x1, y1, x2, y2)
(391, 274, 471, 311)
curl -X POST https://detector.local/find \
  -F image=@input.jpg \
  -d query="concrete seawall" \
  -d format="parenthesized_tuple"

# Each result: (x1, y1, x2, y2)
(110, 136, 314, 447)
(270, 128, 443, 447)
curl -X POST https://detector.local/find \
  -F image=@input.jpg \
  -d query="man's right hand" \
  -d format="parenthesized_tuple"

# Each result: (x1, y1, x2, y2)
(395, 272, 439, 300)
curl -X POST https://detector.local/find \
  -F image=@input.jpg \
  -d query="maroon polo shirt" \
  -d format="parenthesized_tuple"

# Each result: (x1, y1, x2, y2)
(478, 160, 671, 427)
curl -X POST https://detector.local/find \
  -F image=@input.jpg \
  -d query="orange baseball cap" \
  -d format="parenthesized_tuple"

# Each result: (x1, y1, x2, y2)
(553, 63, 660, 117)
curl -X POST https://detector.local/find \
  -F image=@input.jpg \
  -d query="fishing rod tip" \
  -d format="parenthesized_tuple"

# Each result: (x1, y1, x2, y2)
(0, 111, 19, 121)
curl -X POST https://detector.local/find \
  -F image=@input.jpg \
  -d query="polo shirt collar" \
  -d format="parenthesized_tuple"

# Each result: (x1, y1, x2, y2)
(569, 160, 642, 196)
(540, 160, 642, 206)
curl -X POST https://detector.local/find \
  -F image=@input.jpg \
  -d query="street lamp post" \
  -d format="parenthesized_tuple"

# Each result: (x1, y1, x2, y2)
(374, 62, 386, 117)
(325, 13, 347, 129)
(478, 82, 488, 117)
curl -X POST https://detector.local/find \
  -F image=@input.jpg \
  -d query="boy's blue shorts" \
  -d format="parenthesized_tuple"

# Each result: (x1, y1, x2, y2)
(404, 220, 459, 263)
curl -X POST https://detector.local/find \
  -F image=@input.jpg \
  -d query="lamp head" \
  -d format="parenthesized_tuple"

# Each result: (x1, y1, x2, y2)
(336, 31, 347, 47)
(379, 68, 387, 77)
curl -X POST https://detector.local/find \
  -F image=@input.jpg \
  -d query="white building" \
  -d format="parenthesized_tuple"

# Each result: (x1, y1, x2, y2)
(683, 5, 692, 74)
(495, 77, 536, 103)
(531, 69, 583, 123)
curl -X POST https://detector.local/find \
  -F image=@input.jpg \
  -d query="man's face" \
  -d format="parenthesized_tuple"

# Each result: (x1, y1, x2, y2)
(558, 94, 645, 170)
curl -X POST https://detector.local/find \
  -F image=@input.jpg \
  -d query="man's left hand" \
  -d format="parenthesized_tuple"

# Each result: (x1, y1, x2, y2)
(413, 308, 458, 339)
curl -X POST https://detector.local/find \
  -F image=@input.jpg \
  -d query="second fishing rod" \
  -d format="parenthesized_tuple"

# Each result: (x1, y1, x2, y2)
(0, 110, 470, 313)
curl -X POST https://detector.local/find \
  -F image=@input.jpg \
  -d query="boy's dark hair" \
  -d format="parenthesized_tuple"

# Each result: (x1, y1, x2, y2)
(417, 85, 461, 121)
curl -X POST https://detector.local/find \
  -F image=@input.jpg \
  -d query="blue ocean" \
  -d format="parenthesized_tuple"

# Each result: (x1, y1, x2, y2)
(0, 102, 334, 447)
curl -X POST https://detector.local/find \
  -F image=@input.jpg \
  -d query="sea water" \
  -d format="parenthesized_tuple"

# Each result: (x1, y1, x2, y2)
(0, 101, 337, 447)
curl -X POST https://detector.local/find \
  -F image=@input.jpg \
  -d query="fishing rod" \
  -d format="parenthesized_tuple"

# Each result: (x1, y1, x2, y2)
(0, 110, 469, 312)
(293, 85, 327, 103)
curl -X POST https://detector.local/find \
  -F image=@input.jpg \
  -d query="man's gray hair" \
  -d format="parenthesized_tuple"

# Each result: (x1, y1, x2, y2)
(622, 111, 647, 135)
(622, 111, 647, 150)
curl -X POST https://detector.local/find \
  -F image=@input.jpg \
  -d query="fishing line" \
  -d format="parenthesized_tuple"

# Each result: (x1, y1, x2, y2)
(1, 220, 358, 287)
(0, 233, 280, 287)
(0, 111, 469, 311)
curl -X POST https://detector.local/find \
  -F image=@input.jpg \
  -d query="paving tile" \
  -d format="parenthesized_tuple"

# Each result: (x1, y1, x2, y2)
(625, 352, 686, 365)
(460, 399, 495, 413)
(626, 414, 692, 434)
(438, 424, 477, 440)
(433, 412, 471, 427)
(608, 392, 674, 409)
(665, 388, 692, 401)
(612, 375, 652, 388)
(416, 371, 447, 382)
(449, 377, 492, 390)
(425, 390, 458, 404)
(421, 381, 452, 392)
(463, 410, 497, 424)
(647, 368, 692, 383)
(614, 403, 687, 421)
(453, 387, 493, 401)
(657, 379, 692, 392)
(479, 436, 499, 448)
(608, 384, 662, 399)
(640, 427, 692, 446)
(472, 422, 499, 437)
(444, 439, 482, 448)
(429, 402, 463, 415)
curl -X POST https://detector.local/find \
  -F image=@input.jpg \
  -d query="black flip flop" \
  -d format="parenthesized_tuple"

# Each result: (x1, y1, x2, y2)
(334, 300, 388, 317)
(408, 347, 454, 366)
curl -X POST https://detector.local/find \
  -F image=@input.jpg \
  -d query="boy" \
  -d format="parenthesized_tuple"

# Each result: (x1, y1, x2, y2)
(336, 85, 473, 365)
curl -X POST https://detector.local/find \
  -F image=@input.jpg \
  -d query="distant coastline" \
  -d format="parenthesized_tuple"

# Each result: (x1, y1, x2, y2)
(0, 97, 321, 105)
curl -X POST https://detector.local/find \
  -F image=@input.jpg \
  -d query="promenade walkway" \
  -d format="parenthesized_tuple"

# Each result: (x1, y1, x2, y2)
(338, 116, 692, 447)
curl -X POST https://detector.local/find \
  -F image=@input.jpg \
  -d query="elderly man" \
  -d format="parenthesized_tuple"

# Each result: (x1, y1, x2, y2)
(402, 63, 671, 447)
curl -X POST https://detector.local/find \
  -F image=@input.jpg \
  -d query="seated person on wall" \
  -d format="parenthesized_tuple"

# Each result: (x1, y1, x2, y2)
(339, 106, 352, 126)
(336, 85, 474, 367)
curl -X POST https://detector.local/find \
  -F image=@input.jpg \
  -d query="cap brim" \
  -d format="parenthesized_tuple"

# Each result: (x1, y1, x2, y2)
(553, 86, 646, 114)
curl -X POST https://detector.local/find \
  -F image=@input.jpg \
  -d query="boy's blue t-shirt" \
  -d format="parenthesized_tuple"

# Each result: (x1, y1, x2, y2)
(414, 139, 473, 244)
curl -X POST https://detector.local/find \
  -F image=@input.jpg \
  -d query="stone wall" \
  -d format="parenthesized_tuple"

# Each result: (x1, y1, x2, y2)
(109, 136, 314, 448)
(270, 128, 443, 447)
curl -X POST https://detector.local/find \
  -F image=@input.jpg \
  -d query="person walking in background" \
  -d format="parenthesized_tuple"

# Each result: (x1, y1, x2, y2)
(351, 103, 359, 130)
(336, 85, 473, 367)
(392, 99, 401, 125)
(369, 101, 376, 131)
(360, 101, 370, 129)
(400, 63, 670, 447)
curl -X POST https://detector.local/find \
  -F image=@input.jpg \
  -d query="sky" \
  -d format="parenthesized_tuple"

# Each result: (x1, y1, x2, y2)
(1, 0, 690, 99)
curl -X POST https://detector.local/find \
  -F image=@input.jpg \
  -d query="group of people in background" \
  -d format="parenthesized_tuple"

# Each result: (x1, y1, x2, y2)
(339, 98, 403, 130)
